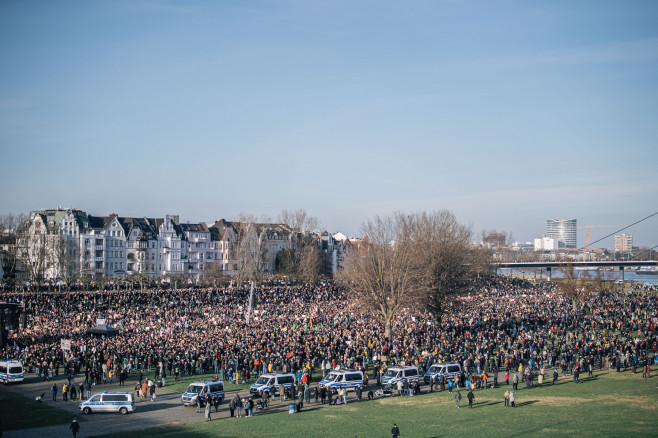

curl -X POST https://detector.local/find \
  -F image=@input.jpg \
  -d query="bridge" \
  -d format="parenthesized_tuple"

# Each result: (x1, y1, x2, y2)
(495, 260, 657, 281)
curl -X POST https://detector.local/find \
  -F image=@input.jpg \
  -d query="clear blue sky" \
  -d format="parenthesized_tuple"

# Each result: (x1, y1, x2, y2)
(1, 0, 657, 248)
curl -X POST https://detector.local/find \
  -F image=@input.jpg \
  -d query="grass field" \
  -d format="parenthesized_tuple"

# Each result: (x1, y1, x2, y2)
(97, 369, 658, 438)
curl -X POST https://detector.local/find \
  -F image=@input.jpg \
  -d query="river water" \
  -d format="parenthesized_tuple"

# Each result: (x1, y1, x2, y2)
(497, 268, 658, 284)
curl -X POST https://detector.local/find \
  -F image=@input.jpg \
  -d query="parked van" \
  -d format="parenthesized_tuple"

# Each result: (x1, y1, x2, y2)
(319, 369, 364, 393)
(423, 362, 462, 384)
(80, 391, 135, 415)
(380, 366, 419, 386)
(0, 360, 23, 383)
(249, 373, 296, 396)
(181, 379, 225, 406)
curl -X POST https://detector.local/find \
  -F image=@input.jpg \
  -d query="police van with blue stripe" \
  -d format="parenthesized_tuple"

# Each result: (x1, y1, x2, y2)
(319, 369, 364, 393)
(380, 366, 419, 386)
(181, 379, 224, 406)
(80, 391, 135, 415)
(249, 372, 295, 397)
(0, 360, 24, 383)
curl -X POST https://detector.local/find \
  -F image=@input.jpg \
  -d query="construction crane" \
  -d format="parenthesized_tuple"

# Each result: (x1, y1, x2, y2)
(577, 224, 619, 251)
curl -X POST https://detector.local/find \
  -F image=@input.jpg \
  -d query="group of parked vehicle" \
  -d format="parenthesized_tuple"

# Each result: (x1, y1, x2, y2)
(1, 358, 466, 416)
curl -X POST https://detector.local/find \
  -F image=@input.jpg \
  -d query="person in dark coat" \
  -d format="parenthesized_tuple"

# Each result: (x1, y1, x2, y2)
(70, 419, 80, 438)
(230, 393, 240, 417)
(391, 423, 400, 438)
(467, 390, 475, 408)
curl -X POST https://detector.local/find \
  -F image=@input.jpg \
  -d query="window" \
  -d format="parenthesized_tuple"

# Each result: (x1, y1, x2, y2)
(103, 394, 127, 402)
(95, 250, 103, 257)
(95, 239, 103, 246)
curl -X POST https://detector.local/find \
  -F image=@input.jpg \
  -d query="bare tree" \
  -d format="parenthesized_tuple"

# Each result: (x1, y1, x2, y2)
(416, 210, 477, 320)
(167, 273, 188, 290)
(298, 243, 326, 283)
(0, 213, 25, 289)
(53, 235, 80, 291)
(230, 214, 267, 285)
(277, 208, 320, 236)
(589, 268, 615, 298)
(338, 213, 428, 341)
(16, 227, 50, 292)
(201, 262, 228, 287)
(557, 257, 590, 311)
(277, 209, 325, 281)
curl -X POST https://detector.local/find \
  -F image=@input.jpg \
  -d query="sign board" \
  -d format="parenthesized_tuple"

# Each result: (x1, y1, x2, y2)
(96, 319, 105, 326)
(61, 339, 71, 352)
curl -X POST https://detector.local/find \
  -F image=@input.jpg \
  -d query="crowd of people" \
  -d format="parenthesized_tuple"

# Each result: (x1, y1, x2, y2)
(0, 276, 656, 394)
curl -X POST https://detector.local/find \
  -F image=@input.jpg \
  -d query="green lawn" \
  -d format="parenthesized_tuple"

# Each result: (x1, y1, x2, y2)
(99, 369, 658, 438)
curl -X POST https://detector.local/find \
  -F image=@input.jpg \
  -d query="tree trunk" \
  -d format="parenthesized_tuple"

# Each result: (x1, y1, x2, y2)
(384, 319, 392, 342)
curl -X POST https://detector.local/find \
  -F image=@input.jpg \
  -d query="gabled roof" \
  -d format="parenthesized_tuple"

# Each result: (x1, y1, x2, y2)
(179, 223, 210, 233)
(209, 219, 232, 241)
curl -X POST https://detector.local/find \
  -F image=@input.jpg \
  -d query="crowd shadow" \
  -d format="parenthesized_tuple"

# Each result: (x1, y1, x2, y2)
(515, 400, 538, 407)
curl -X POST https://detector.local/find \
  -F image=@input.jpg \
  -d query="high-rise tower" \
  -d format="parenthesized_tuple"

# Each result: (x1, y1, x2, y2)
(546, 219, 577, 248)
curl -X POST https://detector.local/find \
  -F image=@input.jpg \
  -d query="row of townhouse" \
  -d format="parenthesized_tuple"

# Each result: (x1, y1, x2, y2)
(13, 207, 298, 283)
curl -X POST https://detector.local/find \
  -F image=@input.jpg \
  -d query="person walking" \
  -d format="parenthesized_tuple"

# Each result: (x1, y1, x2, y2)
(69, 418, 80, 438)
(510, 391, 516, 407)
(51, 383, 57, 401)
(467, 390, 475, 408)
(504, 390, 510, 407)
(455, 390, 461, 408)
(391, 423, 401, 438)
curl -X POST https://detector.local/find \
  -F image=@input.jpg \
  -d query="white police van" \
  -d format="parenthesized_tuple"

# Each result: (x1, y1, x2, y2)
(423, 362, 462, 384)
(319, 369, 364, 393)
(380, 366, 419, 386)
(0, 360, 24, 384)
(181, 379, 225, 406)
(80, 391, 135, 415)
(249, 372, 296, 397)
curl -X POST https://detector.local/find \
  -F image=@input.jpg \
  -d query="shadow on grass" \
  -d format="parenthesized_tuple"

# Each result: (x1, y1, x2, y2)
(472, 400, 503, 408)
(515, 400, 538, 407)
